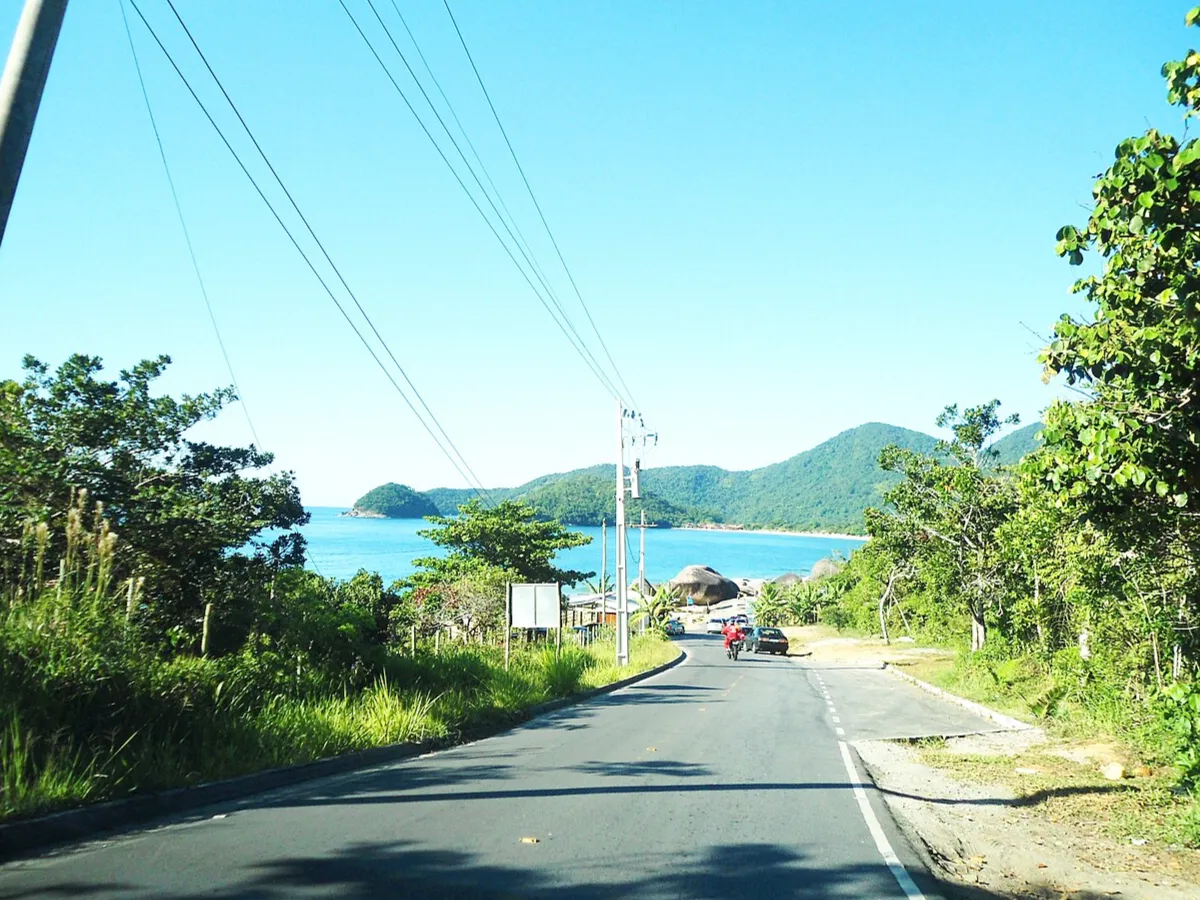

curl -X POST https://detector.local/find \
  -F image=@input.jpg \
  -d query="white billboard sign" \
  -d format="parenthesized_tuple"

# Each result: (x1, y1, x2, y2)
(510, 583, 561, 628)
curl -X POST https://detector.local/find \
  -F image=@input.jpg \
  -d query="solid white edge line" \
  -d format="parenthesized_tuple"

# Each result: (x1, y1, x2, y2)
(838, 740, 926, 900)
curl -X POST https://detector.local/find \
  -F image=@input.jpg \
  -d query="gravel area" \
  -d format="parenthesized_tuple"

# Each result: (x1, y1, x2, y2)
(856, 734, 1200, 899)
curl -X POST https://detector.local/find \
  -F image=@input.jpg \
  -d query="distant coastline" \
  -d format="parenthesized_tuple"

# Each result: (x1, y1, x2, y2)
(331, 508, 867, 539)
(677, 524, 867, 541)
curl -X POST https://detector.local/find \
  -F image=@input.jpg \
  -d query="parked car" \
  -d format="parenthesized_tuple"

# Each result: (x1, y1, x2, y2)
(744, 626, 789, 655)
(665, 618, 685, 636)
(705, 617, 726, 634)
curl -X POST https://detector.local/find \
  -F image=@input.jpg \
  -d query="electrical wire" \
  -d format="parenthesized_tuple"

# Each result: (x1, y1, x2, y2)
(122, 3, 345, 580)
(118, 0, 261, 451)
(358, 0, 617, 398)
(337, 0, 624, 403)
(127, 0, 492, 503)
(159, 0, 493, 502)
(443, 0, 642, 413)
(385, 0, 549, 298)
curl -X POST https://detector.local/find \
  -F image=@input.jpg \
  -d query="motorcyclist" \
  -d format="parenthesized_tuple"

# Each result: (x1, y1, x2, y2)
(722, 619, 744, 652)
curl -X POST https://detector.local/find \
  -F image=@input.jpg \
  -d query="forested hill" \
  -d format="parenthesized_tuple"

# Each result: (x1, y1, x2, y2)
(413, 421, 1038, 533)
(990, 422, 1042, 466)
(350, 483, 440, 518)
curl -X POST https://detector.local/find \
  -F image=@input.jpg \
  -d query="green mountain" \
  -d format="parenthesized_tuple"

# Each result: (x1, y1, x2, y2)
(423, 423, 938, 533)
(351, 483, 439, 519)
(990, 422, 1042, 466)
(425, 470, 713, 528)
(392, 421, 1046, 533)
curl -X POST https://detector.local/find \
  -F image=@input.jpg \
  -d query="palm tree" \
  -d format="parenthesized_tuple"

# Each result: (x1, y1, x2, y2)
(585, 573, 614, 596)
(641, 584, 680, 628)
(755, 581, 786, 627)
(784, 582, 817, 626)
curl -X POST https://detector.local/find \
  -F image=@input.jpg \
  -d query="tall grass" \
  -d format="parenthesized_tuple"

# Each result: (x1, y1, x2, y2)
(1, 517, 679, 822)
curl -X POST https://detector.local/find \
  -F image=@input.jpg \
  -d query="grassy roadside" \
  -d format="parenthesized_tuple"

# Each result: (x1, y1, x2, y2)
(1, 629, 677, 824)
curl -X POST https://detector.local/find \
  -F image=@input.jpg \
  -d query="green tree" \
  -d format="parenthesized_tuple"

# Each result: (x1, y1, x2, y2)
(640, 584, 679, 630)
(754, 581, 787, 626)
(1037, 12, 1200, 675)
(870, 401, 1019, 651)
(0, 354, 307, 647)
(410, 499, 593, 588)
(585, 573, 614, 596)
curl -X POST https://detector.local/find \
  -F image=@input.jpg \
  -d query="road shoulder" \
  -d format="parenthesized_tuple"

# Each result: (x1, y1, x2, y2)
(0, 643, 687, 864)
(855, 727, 1200, 899)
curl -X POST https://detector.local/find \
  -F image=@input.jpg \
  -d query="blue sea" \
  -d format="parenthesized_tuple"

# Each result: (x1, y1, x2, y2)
(299, 507, 866, 590)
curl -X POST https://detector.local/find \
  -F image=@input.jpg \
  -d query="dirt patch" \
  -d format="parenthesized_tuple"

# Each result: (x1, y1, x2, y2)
(782, 625, 955, 668)
(856, 732, 1200, 899)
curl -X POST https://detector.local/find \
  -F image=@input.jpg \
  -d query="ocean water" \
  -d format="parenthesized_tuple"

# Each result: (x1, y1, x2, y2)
(299, 507, 866, 589)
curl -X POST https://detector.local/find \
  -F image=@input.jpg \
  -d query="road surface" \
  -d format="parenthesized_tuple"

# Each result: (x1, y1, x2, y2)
(0, 634, 1000, 898)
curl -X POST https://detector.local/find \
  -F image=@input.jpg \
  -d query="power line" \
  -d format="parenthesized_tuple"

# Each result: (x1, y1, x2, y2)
(359, 0, 619, 400)
(155, 0, 495, 502)
(337, 0, 624, 403)
(118, 0, 261, 451)
(160, 0, 491, 501)
(123, 1, 350, 585)
(385, 0, 549, 300)
(442, 0, 642, 413)
(127, 0, 492, 503)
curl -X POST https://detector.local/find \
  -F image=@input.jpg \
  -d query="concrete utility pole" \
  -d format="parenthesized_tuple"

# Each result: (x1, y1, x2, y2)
(638, 510, 647, 634)
(600, 517, 607, 628)
(615, 401, 629, 665)
(0, 0, 69, 251)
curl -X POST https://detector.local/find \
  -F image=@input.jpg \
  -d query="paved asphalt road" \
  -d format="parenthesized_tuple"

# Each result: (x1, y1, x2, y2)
(0, 634, 1000, 899)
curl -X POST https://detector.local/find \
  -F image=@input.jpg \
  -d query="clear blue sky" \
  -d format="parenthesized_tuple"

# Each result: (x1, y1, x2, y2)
(0, 1, 1191, 505)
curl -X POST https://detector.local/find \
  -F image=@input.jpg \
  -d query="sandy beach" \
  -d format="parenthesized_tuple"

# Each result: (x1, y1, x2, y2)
(676, 525, 868, 542)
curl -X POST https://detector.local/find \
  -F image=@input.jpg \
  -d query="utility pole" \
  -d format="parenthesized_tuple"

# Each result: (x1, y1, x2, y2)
(0, 0, 69, 250)
(615, 400, 628, 665)
(614, 402, 647, 665)
(600, 517, 607, 628)
(638, 509, 647, 634)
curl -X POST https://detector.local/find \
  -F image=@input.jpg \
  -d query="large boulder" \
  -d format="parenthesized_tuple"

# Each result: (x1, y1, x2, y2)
(668, 565, 740, 605)
(771, 572, 803, 587)
(809, 558, 843, 581)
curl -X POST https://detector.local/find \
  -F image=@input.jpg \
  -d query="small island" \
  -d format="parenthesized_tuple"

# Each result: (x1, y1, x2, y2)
(346, 482, 439, 519)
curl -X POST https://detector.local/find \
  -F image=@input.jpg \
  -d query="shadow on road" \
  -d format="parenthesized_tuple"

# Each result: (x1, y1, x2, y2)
(572, 759, 715, 779)
(240, 776, 1131, 812)
(0, 838, 1137, 900)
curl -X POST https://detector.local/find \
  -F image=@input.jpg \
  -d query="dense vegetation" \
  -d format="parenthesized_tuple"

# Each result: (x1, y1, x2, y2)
(0, 357, 668, 822)
(755, 26, 1200, 843)
(350, 482, 439, 519)
(418, 422, 1043, 533)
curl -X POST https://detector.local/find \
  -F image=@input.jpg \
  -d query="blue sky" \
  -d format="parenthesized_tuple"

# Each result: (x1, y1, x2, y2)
(0, 1, 1191, 505)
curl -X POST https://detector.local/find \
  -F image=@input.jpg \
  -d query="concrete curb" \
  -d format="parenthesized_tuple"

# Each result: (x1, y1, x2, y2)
(521, 644, 687, 719)
(883, 663, 1036, 732)
(0, 644, 686, 863)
